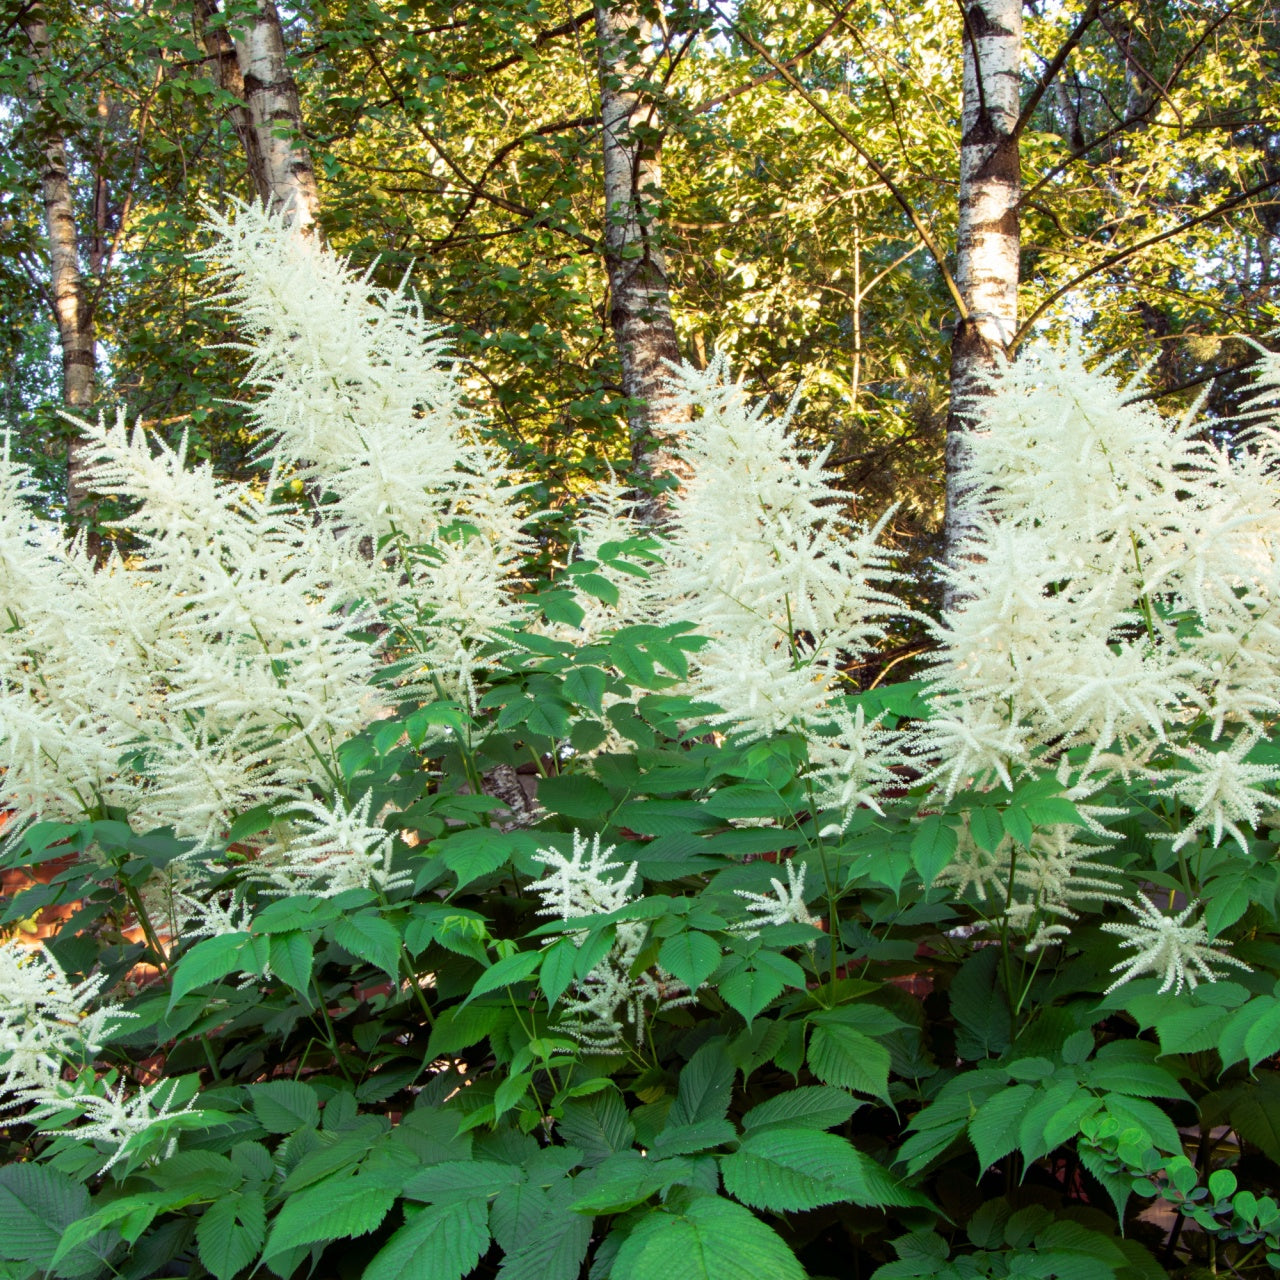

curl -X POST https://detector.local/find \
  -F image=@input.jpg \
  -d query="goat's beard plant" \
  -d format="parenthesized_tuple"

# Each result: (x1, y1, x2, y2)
(2, 206, 1280, 1280)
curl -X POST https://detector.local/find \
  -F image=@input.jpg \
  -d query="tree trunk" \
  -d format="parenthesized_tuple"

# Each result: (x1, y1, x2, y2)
(595, 1, 689, 520)
(21, 6, 97, 529)
(944, 0, 1022, 560)
(193, 0, 321, 228)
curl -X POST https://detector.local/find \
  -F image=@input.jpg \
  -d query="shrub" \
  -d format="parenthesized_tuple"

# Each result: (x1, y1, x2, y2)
(2, 208, 1280, 1280)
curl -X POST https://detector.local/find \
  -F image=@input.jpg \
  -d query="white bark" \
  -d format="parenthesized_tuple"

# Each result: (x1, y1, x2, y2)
(595, 1, 689, 518)
(21, 7, 96, 525)
(944, 0, 1022, 560)
(195, 0, 320, 227)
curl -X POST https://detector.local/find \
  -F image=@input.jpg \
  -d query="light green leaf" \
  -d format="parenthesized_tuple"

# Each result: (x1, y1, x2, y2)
(722, 1128, 919, 1212)
(720, 965, 786, 1023)
(910, 816, 957, 885)
(969, 1085, 1035, 1171)
(464, 949, 543, 1004)
(268, 932, 313, 997)
(556, 1090, 635, 1165)
(196, 1190, 266, 1280)
(806, 1024, 891, 1101)
(334, 911, 402, 981)
(611, 1194, 804, 1280)
(740, 1086, 859, 1134)
(249, 1081, 320, 1134)
(538, 937, 578, 1009)
(364, 1199, 488, 1280)
(496, 1211, 592, 1280)
(658, 932, 721, 992)
(168, 932, 250, 1009)
(563, 666, 607, 714)
(264, 1176, 395, 1256)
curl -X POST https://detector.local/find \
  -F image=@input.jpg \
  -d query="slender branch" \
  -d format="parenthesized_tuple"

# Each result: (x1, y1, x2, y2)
(447, 8, 594, 81)
(691, 0, 857, 115)
(363, 45, 599, 253)
(1012, 175, 1280, 349)
(1124, 352, 1270, 404)
(707, 0, 969, 321)
(1013, 0, 1102, 140)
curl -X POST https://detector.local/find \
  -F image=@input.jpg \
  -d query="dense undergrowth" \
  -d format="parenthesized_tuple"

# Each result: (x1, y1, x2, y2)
(3, 207, 1280, 1279)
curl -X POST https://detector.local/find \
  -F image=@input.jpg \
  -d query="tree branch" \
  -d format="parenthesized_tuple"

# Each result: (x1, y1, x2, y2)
(1013, 0, 1102, 141)
(706, 0, 970, 322)
(1011, 174, 1280, 350)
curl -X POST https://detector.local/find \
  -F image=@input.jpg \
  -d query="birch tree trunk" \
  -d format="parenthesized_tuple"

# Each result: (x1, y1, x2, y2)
(595, 1, 689, 520)
(193, 0, 321, 228)
(21, 6, 96, 527)
(944, 0, 1022, 560)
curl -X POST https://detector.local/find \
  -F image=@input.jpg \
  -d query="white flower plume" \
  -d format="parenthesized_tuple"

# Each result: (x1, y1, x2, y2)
(528, 832, 693, 1052)
(918, 340, 1280, 854)
(1102, 894, 1251, 995)
(0, 941, 132, 1107)
(255, 792, 412, 898)
(732, 861, 818, 938)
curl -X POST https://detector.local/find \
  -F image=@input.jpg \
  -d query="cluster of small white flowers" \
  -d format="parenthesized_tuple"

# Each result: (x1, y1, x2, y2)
(31, 1076, 199, 1176)
(528, 832, 693, 1052)
(934, 820, 1127, 949)
(1102, 894, 1252, 995)
(0, 942, 189, 1174)
(253, 792, 412, 898)
(199, 202, 533, 706)
(646, 359, 901, 755)
(731, 861, 818, 938)
(920, 344, 1280, 856)
(0, 940, 128, 1105)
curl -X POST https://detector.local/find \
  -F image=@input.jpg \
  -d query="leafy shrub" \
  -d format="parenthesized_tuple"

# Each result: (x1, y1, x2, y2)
(3, 208, 1280, 1280)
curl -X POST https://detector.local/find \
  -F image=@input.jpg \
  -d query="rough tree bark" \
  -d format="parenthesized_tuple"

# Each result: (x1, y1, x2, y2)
(944, 0, 1022, 561)
(20, 5, 96, 527)
(193, 0, 321, 227)
(595, 1, 689, 520)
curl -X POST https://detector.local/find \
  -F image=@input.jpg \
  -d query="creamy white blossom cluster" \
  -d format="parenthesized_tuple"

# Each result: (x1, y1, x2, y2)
(253, 792, 412, 898)
(0, 940, 128, 1105)
(646, 359, 901, 752)
(1102, 894, 1252, 995)
(31, 1076, 201, 1176)
(0, 941, 193, 1174)
(921, 344, 1280, 852)
(200, 202, 533, 706)
(934, 820, 1128, 951)
(528, 832, 694, 1052)
(731, 861, 818, 938)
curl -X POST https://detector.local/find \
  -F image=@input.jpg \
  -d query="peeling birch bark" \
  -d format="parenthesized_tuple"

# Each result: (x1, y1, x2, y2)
(944, 0, 1022, 562)
(21, 7, 96, 528)
(194, 0, 320, 228)
(595, 1, 690, 521)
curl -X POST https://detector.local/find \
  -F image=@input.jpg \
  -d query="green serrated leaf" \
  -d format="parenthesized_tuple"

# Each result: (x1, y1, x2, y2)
(910, 816, 958, 885)
(264, 1176, 395, 1257)
(970, 1084, 1035, 1171)
(0, 1164, 90, 1267)
(268, 932, 313, 997)
(364, 1198, 489, 1280)
(741, 1086, 859, 1134)
(465, 950, 543, 1005)
(670, 1040, 735, 1126)
(334, 912, 401, 981)
(611, 1194, 804, 1280)
(658, 932, 721, 992)
(196, 1190, 266, 1280)
(249, 1081, 320, 1134)
(168, 932, 250, 1010)
(806, 1023, 891, 1101)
